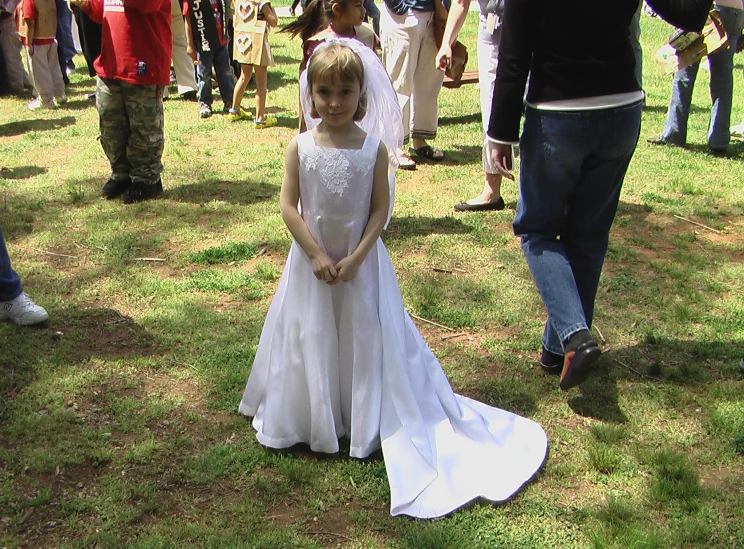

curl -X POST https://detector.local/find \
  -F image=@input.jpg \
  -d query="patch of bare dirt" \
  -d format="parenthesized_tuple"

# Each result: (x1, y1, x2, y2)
(55, 307, 158, 360)
(700, 465, 744, 493)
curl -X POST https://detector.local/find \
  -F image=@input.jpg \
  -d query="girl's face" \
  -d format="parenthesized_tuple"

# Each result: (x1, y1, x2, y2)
(336, 0, 365, 28)
(311, 74, 362, 128)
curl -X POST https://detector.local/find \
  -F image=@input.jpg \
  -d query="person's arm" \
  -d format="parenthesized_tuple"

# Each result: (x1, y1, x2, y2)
(333, 141, 390, 283)
(69, 0, 103, 22)
(646, 0, 712, 31)
(261, 2, 277, 28)
(24, 17, 34, 55)
(182, 5, 198, 62)
(485, 0, 538, 179)
(279, 137, 339, 283)
(435, 0, 468, 71)
(487, 0, 537, 144)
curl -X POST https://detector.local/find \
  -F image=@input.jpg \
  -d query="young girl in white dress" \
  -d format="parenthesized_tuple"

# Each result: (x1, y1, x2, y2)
(239, 41, 548, 519)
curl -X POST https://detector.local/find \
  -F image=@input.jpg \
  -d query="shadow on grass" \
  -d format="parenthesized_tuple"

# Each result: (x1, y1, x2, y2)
(58, 99, 97, 112)
(0, 166, 48, 180)
(0, 307, 158, 409)
(569, 336, 743, 422)
(271, 54, 301, 65)
(168, 178, 280, 205)
(568, 364, 627, 424)
(684, 141, 744, 159)
(0, 116, 76, 137)
(427, 143, 482, 167)
(438, 112, 481, 126)
(385, 215, 473, 241)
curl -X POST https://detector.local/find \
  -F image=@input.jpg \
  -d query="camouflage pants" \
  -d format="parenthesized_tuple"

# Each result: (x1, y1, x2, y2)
(96, 78, 165, 184)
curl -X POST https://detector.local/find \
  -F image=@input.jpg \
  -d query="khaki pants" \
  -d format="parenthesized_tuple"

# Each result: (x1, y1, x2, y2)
(27, 41, 66, 106)
(381, 5, 444, 144)
(96, 78, 165, 185)
(0, 17, 32, 94)
(170, 0, 197, 95)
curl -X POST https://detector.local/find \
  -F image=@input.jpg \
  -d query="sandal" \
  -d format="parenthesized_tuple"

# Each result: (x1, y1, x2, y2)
(408, 145, 445, 162)
(397, 154, 416, 171)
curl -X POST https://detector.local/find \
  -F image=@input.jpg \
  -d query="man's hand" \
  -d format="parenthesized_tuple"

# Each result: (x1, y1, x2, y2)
(187, 44, 199, 64)
(485, 140, 515, 181)
(26, 44, 34, 57)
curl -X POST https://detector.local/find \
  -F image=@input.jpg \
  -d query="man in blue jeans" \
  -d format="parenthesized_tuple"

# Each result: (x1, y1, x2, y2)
(649, 1, 743, 152)
(486, 0, 711, 390)
(0, 228, 48, 326)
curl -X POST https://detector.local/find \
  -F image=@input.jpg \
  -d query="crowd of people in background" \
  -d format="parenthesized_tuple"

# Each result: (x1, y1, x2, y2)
(2, 0, 743, 520)
(0, 0, 741, 382)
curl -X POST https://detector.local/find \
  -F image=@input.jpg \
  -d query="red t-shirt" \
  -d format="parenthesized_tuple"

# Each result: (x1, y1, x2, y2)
(18, 0, 55, 46)
(83, 0, 172, 86)
(182, 0, 227, 47)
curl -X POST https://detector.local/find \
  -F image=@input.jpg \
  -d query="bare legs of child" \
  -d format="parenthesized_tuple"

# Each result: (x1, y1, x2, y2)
(229, 64, 277, 128)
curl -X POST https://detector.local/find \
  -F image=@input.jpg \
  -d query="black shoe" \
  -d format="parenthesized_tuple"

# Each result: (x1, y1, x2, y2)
(454, 196, 505, 212)
(739, 355, 744, 373)
(101, 177, 131, 199)
(122, 179, 163, 204)
(180, 90, 197, 101)
(540, 347, 563, 375)
(647, 137, 684, 148)
(559, 330, 600, 391)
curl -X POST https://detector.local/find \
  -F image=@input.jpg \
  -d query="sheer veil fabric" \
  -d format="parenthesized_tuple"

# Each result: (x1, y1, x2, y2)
(299, 38, 403, 227)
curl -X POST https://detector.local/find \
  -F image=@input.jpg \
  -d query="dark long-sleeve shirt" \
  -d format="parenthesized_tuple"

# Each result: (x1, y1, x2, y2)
(488, 0, 713, 143)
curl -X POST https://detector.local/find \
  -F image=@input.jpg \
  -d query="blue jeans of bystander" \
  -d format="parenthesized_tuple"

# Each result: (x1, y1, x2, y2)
(514, 101, 642, 356)
(197, 44, 236, 109)
(0, 228, 23, 302)
(660, 4, 744, 150)
(55, 0, 76, 69)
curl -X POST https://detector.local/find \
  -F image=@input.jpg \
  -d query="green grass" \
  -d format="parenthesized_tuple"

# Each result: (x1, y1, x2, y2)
(1, 9, 743, 549)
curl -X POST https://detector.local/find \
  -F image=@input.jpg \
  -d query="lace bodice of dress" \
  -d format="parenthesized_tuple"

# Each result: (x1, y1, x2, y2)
(297, 131, 379, 224)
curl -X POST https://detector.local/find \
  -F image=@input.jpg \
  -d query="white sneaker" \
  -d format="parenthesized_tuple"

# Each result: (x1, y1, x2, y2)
(0, 292, 49, 325)
(27, 98, 55, 111)
(731, 122, 744, 139)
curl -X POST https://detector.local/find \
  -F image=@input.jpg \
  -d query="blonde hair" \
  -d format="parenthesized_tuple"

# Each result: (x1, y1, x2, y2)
(307, 43, 367, 121)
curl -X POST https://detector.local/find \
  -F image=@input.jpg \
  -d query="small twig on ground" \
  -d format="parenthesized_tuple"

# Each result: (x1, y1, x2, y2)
(441, 332, 467, 341)
(307, 532, 353, 542)
(593, 324, 606, 344)
(613, 358, 662, 381)
(673, 214, 723, 234)
(73, 241, 108, 252)
(133, 257, 165, 262)
(452, 267, 467, 273)
(256, 247, 267, 256)
(104, 318, 127, 325)
(30, 248, 78, 259)
(433, 267, 452, 273)
(697, 242, 713, 257)
(409, 312, 456, 332)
